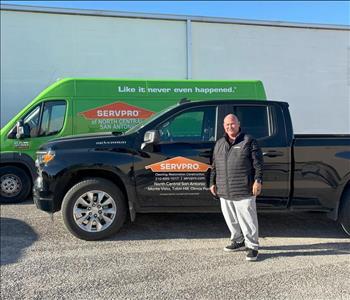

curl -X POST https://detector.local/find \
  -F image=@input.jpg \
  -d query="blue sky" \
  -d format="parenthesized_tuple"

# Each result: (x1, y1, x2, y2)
(1, 1, 349, 25)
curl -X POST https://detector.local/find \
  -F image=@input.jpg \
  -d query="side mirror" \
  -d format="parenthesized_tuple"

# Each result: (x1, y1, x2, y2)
(16, 120, 25, 139)
(141, 130, 160, 150)
(15, 120, 30, 139)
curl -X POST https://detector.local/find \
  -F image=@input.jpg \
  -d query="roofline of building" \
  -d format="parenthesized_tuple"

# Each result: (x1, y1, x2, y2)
(1, 3, 349, 31)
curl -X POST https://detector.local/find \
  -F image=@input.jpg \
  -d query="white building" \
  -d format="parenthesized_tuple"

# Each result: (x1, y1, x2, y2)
(1, 4, 349, 133)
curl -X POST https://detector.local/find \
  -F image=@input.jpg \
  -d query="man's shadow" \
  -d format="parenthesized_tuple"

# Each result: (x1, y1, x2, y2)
(258, 242, 350, 261)
(0, 217, 38, 265)
(258, 212, 349, 238)
(256, 212, 350, 260)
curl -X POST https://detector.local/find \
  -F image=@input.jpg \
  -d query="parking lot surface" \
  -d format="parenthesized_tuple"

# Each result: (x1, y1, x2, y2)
(1, 200, 350, 300)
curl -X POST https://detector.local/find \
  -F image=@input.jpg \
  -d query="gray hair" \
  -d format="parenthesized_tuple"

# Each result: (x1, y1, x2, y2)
(224, 114, 240, 125)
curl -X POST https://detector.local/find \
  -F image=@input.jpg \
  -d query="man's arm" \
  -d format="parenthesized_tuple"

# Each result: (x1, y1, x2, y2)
(210, 144, 217, 196)
(251, 139, 264, 196)
(251, 138, 263, 181)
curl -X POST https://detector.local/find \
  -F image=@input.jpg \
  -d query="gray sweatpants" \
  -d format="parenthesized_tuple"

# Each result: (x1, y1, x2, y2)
(220, 196, 259, 250)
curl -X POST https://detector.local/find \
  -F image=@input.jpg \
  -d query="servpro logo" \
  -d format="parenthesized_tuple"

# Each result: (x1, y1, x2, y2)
(145, 157, 211, 173)
(79, 102, 154, 120)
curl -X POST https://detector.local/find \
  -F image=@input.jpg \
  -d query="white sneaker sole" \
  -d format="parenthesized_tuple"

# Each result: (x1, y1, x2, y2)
(223, 246, 245, 252)
(246, 255, 258, 261)
(223, 247, 235, 252)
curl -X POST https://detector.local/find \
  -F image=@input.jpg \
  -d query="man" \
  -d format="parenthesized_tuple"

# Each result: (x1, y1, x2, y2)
(210, 114, 263, 261)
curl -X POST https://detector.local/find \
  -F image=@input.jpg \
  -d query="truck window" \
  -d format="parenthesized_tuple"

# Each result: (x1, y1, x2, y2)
(157, 106, 216, 142)
(233, 106, 272, 139)
(39, 101, 66, 137)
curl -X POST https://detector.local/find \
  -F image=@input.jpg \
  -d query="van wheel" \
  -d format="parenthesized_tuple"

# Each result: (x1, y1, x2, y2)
(339, 188, 350, 236)
(62, 178, 127, 240)
(0, 166, 31, 203)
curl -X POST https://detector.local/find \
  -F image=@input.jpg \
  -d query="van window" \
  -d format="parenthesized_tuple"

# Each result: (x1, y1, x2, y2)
(157, 106, 216, 142)
(39, 101, 66, 137)
(232, 106, 271, 139)
(23, 105, 41, 137)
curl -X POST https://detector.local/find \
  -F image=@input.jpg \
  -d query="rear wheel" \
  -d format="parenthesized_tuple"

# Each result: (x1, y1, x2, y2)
(62, 178, 127, 240)
(339, 188, 350, 236)
(0, 166, 31, 203)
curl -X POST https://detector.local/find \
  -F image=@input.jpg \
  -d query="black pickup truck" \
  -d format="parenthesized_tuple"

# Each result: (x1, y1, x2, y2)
(33, 100, 350, 240)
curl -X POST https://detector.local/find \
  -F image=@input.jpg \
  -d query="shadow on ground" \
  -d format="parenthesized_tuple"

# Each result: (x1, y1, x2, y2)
(0, 217, 38, 265)
(105, 211, 349, 241)
(0, 198, 33, 206)
(258, 242, 350, 261)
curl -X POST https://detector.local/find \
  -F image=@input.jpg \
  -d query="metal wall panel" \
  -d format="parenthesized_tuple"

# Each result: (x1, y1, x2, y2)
(192, 22, 350, 133)
(1, 7, 349, 133)
(0, 10, 187, 126)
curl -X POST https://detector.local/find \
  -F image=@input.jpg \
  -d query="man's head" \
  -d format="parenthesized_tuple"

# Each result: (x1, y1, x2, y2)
(224, 114, 240, 139)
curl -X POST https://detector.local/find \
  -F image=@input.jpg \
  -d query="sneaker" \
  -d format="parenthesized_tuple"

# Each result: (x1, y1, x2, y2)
(246, 248, 259, 261)
(223, 240, 245, 252)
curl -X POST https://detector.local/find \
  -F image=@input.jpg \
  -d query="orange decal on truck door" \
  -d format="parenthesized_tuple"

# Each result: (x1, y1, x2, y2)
(145, 156, 211, 173)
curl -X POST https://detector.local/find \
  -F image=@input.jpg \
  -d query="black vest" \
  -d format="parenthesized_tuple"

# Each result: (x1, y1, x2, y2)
(210, 132, 263, 200)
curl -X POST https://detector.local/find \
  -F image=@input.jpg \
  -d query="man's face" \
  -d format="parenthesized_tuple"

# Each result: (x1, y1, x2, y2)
(224, 115, 240, 138)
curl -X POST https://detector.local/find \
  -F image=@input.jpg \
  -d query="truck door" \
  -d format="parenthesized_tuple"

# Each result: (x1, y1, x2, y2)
(225, 103, 291, 208)
(134, 104, 225, 209)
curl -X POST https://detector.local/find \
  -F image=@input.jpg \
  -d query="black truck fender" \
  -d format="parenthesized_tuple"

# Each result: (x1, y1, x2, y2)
(330, 177, 350, 221)
(53, 166, 137, 222)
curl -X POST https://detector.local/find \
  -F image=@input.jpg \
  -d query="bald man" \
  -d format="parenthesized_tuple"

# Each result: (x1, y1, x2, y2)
(210, 114, 263, 261)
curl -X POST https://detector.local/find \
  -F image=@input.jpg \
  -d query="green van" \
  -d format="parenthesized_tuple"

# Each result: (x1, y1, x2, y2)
(0, 78, 266, 202)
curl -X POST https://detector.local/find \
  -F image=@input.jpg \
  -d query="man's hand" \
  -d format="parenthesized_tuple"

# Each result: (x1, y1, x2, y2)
(210, 185, 217, 196)
(252, 181, 262, 196)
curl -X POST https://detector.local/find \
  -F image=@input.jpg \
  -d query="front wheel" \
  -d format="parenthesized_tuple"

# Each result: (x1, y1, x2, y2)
(0, 166, 31, 204)
(339, 188, 350, 236)
(62, 178, 127, 240)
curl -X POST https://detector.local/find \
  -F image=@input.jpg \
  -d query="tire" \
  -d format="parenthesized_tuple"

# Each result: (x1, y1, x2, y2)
(62, 178, 127, 240)
(0, 166, 31, 204)
(339, 187, 350, 236)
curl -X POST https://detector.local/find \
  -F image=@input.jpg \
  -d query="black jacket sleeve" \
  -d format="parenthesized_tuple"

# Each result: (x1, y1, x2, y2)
(210, 143, 217, 186)
(251, 138, 264, 182)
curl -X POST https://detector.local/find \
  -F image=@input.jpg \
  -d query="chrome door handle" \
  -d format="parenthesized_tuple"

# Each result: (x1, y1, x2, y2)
(263, 151, 284, 157)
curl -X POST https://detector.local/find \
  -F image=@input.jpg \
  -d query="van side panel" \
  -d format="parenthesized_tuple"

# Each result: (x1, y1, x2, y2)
(71, 79, 267, 134)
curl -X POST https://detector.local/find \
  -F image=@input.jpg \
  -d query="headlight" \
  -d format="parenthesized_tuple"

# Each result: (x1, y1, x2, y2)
(36, 149, 56, 166)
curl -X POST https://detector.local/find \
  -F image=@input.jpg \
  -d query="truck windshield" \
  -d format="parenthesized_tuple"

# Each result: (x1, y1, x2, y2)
(125, 104, 178, 134)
